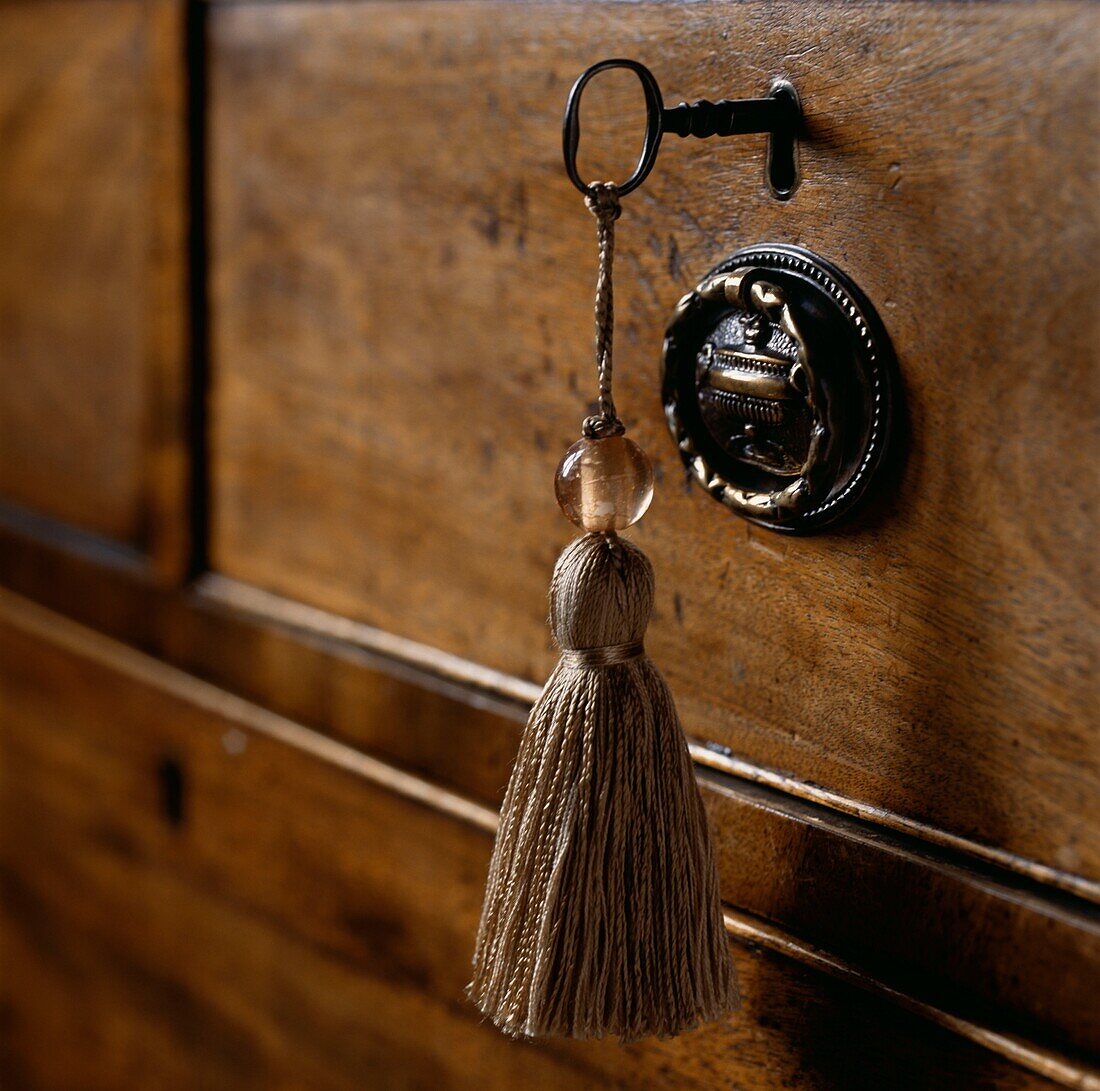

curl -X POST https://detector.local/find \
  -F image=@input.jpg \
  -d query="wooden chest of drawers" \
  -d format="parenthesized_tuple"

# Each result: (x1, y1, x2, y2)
(1, 2, 1097, 1087)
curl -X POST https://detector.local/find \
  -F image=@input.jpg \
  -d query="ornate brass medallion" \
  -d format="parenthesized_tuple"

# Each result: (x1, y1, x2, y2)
(662, 245, 897, 532)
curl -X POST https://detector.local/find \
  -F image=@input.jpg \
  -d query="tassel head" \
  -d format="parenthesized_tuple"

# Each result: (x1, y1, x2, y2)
(550, 533, 653, 651)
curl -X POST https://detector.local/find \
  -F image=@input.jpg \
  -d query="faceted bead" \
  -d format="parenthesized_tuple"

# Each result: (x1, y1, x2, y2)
(554, 434, 654, 532)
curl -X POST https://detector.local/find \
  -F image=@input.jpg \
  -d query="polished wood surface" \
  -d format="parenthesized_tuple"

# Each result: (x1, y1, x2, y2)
(1, 530, 1097, 1078)
(206, 1, 1100, 889)
(0, 1, 190, 576)
(0, 593, 1072, 1090)
(0, 1, 1096, 1087)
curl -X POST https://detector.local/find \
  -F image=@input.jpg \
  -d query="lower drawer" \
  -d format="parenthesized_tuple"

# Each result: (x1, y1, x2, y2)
(0, 594, 1060, 1090)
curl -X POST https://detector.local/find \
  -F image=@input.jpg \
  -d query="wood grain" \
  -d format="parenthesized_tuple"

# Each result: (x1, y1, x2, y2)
(0, 534, 1097, 1069)
(0, 1, 190, 576)
(207, 1, 1100, 884)
(0, 593, 1074, 1090)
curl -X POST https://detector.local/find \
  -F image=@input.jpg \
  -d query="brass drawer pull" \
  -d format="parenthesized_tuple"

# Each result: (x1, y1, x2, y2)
(663, 246, 900, 532)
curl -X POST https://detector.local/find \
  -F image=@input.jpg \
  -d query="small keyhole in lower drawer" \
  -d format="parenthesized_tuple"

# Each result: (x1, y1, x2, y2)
(156, 755, 186, 829)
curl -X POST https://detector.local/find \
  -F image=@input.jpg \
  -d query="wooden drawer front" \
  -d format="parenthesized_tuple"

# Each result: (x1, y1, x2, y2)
(0, 553, 1096, 1070)
(0, 594, 1067, 1090)
(206, 3, 1099, 887)
(0, 1, 187, 571)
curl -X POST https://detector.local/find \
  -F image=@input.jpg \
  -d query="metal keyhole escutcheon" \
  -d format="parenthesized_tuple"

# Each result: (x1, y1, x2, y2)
(662, 245, 899, 533)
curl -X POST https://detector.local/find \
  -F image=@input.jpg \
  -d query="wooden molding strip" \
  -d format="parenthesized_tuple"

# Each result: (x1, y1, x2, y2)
(1, 584, 1095, 1090)
(697, 766, 1100, 937)
(0, 585, 499, 841)
(0, 501, 153, 582)
(197, 574, 541, 713)
(690, 744, 1100, 907)
(720, 908, 1099, 1091)
(1, 506, 1093, 907)
(197, 573, 1100, 907)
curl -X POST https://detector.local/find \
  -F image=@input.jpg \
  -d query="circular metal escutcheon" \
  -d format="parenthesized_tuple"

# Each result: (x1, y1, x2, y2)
(661, 244, 898, 533)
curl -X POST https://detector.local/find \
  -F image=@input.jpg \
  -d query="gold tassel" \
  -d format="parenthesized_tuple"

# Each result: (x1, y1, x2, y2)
(470, 182, 737, 1040)
(469, 533, 738, 1040)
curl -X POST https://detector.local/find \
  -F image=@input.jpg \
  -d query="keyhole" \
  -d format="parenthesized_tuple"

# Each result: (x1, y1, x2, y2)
(156, 756, 186, 828)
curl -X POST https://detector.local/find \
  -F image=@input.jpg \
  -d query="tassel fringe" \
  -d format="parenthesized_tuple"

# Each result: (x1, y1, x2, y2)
(469, 533, 738, 1041)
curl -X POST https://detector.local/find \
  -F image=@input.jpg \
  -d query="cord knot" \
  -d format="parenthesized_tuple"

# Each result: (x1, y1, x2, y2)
(584, 181, 622, 222)
(582, 414, 625, 439)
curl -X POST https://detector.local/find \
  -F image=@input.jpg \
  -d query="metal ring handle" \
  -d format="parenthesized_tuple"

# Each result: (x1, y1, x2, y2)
(562, 59, 664, 198)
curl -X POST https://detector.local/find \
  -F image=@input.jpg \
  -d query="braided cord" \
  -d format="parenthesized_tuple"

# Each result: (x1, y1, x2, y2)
(582, 182, 624, 439)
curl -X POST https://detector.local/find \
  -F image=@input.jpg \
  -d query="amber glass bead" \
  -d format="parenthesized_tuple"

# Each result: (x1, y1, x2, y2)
(554, 434, 654, 532)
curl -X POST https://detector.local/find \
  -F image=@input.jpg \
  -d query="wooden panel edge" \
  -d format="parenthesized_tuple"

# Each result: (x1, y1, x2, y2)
(720, 907, 1099, 1091)
(0, 501, 153, 582)
(140, 0, 194, 582)
(691, 745, 1100, 906)
(197, 573, 1100, 906)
